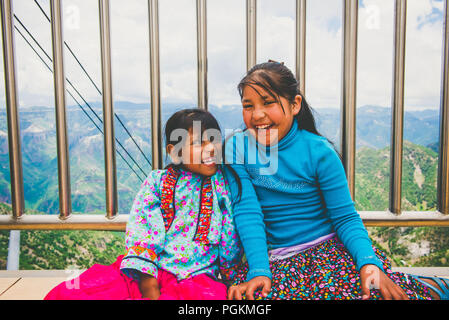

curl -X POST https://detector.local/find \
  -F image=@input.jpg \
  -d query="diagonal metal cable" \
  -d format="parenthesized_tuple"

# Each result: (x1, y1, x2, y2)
(13, 18, 146, 182)
(33, 0, 153, 168)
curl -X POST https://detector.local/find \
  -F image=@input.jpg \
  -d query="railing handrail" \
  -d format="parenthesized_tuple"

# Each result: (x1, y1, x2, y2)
(0, 211, 449, 231)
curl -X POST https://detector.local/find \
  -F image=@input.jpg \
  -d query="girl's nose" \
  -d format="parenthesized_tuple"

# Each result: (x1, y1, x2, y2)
(203, 141, 215, 156)
(252, 106, 266, 121)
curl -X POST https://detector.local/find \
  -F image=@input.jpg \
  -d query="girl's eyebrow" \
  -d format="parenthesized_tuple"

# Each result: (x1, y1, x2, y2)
(242, 95, 270, 103)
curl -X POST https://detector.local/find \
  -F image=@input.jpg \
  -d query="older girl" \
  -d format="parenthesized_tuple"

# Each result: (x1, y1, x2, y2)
(225, 61, 448, 300)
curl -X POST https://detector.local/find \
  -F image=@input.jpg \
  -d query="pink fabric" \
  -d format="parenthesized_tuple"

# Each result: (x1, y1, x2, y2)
(44, 255, 143, 300)
(44, 255, 227, 300)
(157, 269, 227, 300)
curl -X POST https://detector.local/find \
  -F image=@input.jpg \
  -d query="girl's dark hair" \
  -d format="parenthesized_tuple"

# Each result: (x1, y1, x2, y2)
(237, 61, 341, 160)
(164, 108, 221, 148)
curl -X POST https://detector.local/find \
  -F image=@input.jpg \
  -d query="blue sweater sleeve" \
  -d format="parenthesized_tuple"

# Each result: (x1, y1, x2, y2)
(224, 136, 272, 281)
(314, 139, 384, 271)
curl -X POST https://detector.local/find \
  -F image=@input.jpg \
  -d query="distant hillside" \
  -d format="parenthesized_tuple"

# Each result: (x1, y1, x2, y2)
(0, 102, 446, 269)
(314, 105, 440, 150)
(0, 203, 125, 270)
(353, 141, 448, 267)
(0, 141, 447, 269)
(0, 102, 440, 214)
(355, 140, 438, 211)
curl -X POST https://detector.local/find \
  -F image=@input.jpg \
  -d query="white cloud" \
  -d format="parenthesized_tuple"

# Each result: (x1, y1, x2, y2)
(404, 0, 444, 110)
(358, 0, 444, 111)
(0, 0, 445, 111)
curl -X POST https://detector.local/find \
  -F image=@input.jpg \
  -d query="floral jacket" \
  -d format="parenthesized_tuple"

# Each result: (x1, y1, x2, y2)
(120, 167, 242, 282)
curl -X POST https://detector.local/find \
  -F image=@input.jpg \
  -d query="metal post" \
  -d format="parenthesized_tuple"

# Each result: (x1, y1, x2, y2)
(148, 0, 163, 169)
(296, 0, 306, 95)
(50, 0, 71, 219)
(341, 0, 358, 198)
(196, 0, 208, 110)
(99, 0, 117, 218)
(6, 230, 20, 270)
(246, 0, 257, 71)
(438, 0, 449, 215)
(390, 0, 407, 215)
(0, 0, 24, 219)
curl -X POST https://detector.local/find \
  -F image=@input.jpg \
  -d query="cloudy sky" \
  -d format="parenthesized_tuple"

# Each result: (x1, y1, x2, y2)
(0, 0, 446, 111)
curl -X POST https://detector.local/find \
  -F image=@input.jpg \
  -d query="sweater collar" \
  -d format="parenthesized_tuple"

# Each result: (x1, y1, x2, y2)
(266, 118, 299, 150)
(280, 118, 299, 147)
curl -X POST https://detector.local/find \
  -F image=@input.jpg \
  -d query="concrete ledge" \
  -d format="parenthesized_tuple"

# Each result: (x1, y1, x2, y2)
(0, 267, 448, 278)
(391, 267, 449, 277)
(0, 267, 448, 300)
(0, 270, 86, 278)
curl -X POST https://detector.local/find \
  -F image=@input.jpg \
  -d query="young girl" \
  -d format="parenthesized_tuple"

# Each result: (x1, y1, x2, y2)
(224, 61, 449, 300)
(120, 108, 242, 300)
(44, 108, 242, 300)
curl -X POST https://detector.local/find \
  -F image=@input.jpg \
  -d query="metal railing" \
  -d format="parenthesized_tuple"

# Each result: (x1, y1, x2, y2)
(0, 0, 448, 231)
(50, 0, 71, 220)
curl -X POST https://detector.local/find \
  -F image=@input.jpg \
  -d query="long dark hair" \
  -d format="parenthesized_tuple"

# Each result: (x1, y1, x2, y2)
(237, 61, 341, 159)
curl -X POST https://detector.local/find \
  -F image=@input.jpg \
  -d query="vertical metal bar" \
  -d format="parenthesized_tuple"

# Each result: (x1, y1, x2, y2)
(6, 230, 20, 270)
(341, 0, 358, 198)
(1, 0, 24, 219)
(296, 0, 306, 95)
(389, 0, 407, 215)
(246, 0, 257, 71)
(50, 0, 71, 219)
(99, 0, 117, 218)
(196, 0, 208, 110)
(148, 0, 163, 169)
(438, 0, 449, 215)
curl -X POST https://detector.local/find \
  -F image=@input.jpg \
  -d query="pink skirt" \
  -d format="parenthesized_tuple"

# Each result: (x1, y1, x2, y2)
(44, 255, 227, 300)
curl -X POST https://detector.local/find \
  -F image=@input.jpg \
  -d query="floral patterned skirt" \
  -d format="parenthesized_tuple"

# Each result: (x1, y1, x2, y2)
(231, 236, 432, 300)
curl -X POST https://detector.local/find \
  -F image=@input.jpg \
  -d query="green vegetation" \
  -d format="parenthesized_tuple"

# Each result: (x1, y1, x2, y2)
(0, 203, 125, 270)
(368, 226, 449, 267)
(355, 141, 448, 267)
(0, 140, 447, 270)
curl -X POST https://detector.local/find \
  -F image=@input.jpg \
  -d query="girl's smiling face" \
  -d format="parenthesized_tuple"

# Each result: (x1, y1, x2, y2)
(241, 84, 302, 146)
(167, 128, 221, 177)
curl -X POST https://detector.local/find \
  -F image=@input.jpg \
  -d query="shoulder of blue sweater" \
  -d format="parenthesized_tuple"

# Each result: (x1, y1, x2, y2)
(296, 129, 339, 164)
(298, 128, 327, 141)
(297, 129, 333, 149)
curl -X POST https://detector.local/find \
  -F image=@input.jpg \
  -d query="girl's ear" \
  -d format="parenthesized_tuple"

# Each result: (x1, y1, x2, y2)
(292, 94, 302, 116)
(166, 144, 182, 164)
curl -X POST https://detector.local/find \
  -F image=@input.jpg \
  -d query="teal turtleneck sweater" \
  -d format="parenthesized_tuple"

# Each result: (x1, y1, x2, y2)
(224, 120, 383, 281)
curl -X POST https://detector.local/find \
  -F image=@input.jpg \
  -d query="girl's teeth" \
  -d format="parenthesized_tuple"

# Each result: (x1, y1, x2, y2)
(202, 157, 216, 165)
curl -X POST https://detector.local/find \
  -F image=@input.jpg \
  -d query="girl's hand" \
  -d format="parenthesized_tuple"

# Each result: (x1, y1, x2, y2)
(227, 276, 272, 300)
(360, 264, 409, 300)
(139, 273, 161, 300)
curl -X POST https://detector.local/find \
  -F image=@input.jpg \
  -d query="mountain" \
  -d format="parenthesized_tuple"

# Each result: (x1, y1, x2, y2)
(0, 203, 125, 270)
(352, 141, 448, 267)
(1, 140, 446, 269)
(355, 140, 438, 212)
(0, 102, 441, 215)
(314, 105, 440, 150)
